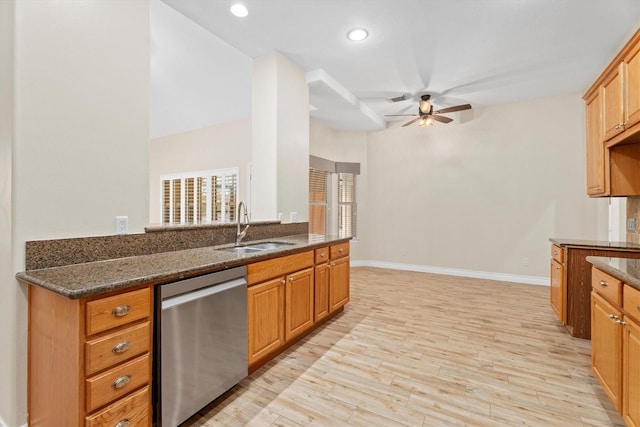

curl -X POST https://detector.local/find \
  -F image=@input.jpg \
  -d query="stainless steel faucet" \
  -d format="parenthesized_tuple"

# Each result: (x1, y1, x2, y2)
(236, 201, 250, 246)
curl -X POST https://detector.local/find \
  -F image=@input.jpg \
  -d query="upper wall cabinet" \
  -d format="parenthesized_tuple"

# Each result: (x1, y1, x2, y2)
(584, 28, 640, 197)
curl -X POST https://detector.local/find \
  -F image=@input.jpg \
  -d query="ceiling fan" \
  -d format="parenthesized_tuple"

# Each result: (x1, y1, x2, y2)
(385, 95, 472, 127)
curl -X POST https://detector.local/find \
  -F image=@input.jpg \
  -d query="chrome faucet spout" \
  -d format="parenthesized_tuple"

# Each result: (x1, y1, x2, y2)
(236, 201, 250, 246)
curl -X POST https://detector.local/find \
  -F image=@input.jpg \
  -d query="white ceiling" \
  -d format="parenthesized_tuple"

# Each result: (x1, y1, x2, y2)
(152, 0, 640, 137)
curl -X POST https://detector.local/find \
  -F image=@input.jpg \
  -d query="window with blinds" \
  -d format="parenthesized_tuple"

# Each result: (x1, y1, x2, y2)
(161, 168, 239, 224)
(309, 166, 357, 238)
(309, 168, 330, 235)
(338, 173, 356, 238)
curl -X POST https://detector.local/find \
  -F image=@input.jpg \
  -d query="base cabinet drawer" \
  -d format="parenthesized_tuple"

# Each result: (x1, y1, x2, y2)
(85, 321, 151, 376)
(85, 385, 150, 427)
(85, 353, 150, 412)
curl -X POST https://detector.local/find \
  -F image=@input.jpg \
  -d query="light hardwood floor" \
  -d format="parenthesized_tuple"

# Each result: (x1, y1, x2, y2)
(182, 267, 625, 426)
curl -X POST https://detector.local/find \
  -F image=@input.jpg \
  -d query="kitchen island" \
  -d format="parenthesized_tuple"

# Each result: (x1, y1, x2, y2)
(548, 238, 640, 339)
(17, 228, 350, 427)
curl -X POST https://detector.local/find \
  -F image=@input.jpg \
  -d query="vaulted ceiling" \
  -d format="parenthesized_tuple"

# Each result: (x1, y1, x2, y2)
(151, 0, 640, 138)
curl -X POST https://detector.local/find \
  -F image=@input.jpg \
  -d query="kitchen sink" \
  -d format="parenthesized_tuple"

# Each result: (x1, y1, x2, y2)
(219, 241, 295, 254)
(247, 242, 295, 250)
(220, 246, 264, 254)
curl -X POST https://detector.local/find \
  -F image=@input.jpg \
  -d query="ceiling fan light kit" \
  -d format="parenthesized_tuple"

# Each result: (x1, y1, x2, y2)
(385, 94, 472, 128)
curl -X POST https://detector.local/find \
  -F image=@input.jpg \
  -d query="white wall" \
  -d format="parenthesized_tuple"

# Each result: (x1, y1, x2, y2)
(362, 93, 608, 279)
(252, 51, 309, 222)
(2, 1, 150, 425)
(150, 0, 251, 139)
(149, 119, 252, 223)
(0, 2, 16, 426)
(309, 121, 368, 260)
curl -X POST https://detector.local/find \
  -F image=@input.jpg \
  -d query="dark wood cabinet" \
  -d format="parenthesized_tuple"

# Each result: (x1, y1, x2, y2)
(549, 240, 640, 339)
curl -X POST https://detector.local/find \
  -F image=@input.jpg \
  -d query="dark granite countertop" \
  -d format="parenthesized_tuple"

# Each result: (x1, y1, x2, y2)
(550, 238, 640, 251)
(586, 256, 640, 290)
(16, 234, 350, 299)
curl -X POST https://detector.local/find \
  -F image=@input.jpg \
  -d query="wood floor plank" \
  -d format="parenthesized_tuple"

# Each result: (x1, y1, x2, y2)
(184, 267, 626, 426)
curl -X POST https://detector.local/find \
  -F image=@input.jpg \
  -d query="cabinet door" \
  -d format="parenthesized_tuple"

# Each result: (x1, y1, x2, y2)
(623, 317, 640, 427)
(314, 263, 329, 322)
(592, 291, 623, 410)
(285, 268, 314, 341)
(603, 63, 626, 141)
(585, 90, 606, 196)
(626, 42, 640, 129)
(550, 258, 564, 322)
(247, 278, 285, 365)
(329, 256, 350, 313)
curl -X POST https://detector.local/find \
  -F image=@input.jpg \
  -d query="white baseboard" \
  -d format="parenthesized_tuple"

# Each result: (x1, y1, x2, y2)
(350, 260, 549, 286)
(0, 416, 27, 427)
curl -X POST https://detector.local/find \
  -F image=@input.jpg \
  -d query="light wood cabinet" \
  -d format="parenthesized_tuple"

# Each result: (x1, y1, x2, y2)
(28, 285, 153, 427)
(314, 247, 330, 322)
(591, 290, 623, 410)
(585, 90, 606, 195)
(591, 267, 640, 422)
(285, 267, 314, 341)
(247, 277, 285, 365)
(550, 258, 564, 322)
(626, 41, 640, 130)
(602, 64, 625, 142)
(623, 314, 640, 427)
(549, 244, 566, 323)
(584, 28, 640, 197)
(329, 255, 350, 313)
(247, 242, 350, 371)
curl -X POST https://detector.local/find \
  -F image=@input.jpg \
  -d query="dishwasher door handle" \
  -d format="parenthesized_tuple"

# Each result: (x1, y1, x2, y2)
(162, 278, 246, 311)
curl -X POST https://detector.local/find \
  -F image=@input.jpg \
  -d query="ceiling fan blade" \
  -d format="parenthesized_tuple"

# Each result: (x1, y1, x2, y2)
(385, 114, 418, 117)
(402, 117, 422, 127)
(433, 104, 471, 114)
(431, 115, 453, 124)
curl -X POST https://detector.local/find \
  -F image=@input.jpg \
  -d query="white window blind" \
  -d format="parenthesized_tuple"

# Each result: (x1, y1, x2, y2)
(309, 165, 357, 238)
(338, 173, 356, 238)
(309, 168, 331, 235)
(161, 168, 239, 224)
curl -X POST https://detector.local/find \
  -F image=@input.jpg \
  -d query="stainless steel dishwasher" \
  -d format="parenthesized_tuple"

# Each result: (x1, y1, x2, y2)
(155, 266, 248, 427)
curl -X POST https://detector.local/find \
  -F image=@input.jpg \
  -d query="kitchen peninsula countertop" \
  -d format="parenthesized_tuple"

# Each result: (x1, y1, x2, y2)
(586, 256, 640, 290)
(16, 234, 350, 299)
(550, 238, 640, 250)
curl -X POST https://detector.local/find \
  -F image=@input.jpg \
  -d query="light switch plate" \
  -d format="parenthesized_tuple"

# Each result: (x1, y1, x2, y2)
(628, 218, 636, 232)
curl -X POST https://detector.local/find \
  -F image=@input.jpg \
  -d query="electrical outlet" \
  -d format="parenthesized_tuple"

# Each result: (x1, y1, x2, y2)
(115, 216, 128, 235)
(628, 218, 637, 232)
(278, 213, 284, 222)
(290, 212, 297, 222)
(523, 257, 530, 266)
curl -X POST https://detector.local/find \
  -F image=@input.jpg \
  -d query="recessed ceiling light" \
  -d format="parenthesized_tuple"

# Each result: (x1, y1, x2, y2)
(347, 28, 368, 41)
(230, 3, 248, 17)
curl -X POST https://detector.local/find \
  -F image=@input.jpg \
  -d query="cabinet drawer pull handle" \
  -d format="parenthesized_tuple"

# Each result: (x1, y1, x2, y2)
(112, 340, 131, 354)
(339, 248, 344, 253)
(114, 419, 130, 427)
(554, 266, 560, 270)
(552, 251, 557, 256)
(320, 252, 325, 257)
(637, 305, 640, 313)
(599, 280, 607, 287)
(112, 304, 131, 318)
(280, 279, 286, 284)
(288, 277, 294, 282)
(111, 374, 131, 389)
(608, 314, 619, 320)
(616, 320, 628, 326)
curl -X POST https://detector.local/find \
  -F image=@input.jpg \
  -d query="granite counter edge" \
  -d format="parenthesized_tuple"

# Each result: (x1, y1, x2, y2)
(16, 236, 351, 299)
(586, 256, 640, 290)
